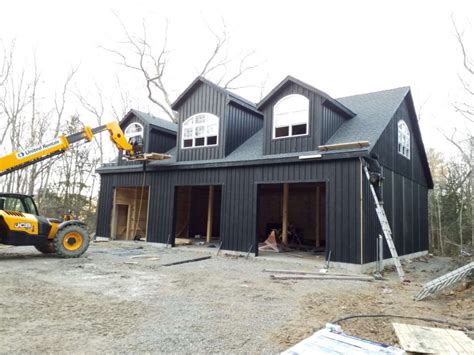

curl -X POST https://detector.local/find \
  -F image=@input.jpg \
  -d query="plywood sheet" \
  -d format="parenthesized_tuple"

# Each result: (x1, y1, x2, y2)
(392, 322, 473, 354)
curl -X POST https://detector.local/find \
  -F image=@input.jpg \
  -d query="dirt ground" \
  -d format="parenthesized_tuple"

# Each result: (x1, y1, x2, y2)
(0, 241, 472, 354)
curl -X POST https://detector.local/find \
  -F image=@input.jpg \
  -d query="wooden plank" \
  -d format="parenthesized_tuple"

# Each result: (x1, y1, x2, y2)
(393, 322, 474, 354)
(162, 256, 211, 267)
(134, 152, 172, 161)
(206, 185, 214, 243)
(282, 183, 289, 245)
(262, 269, 369, 277)
(318, 140, 370, 152)
(270, 274, 373, 281)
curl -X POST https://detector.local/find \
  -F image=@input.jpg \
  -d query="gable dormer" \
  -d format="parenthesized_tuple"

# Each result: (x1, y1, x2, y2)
(171, 77, 262, 162)
(118, 109, 177, 164)
(257, 76, 355, 155)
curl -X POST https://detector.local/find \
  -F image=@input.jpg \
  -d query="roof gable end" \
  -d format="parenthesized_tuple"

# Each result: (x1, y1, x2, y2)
(171, 76, 261, 115)
(257, 75, 356, 118)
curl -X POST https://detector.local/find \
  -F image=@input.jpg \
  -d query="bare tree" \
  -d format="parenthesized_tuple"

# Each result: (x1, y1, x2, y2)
(102, 16, 262, 122)
(451, 16, 474, 248)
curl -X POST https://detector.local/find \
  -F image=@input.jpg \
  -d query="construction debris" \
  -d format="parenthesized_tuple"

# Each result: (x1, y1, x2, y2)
(162, 256, 211, 267)
(130, 255, 160, 261)
(282, 323, 404, 354)
(262, 269, 368, 277)
(393, 322, 474, 354)
(258, 230, 281, 252)
(414, 261, 474, 301)
(318, 140, 370, 152)
(174, 238, 194, 246)
(271, 274, 374, 281)
(134, 152, 172, 161)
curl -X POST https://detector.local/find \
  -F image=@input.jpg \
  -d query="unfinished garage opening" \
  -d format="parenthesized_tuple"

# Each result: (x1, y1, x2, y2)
(173, 185, 222, 246)
(257, 182, 326, 254)
(111, 186, 150, 241)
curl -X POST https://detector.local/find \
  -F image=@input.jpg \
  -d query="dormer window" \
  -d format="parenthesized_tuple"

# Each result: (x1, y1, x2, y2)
(397, 120, 410, 159)
(182, 113, 219, 148)
(273, 94, 309, 139)
(124, 122, 144, 146)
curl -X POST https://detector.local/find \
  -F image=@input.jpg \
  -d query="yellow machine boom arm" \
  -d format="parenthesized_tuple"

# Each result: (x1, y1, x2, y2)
(0, 121, 137, 177)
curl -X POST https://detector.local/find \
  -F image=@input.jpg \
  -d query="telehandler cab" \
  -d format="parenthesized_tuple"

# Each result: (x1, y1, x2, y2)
(0, 121, 142, 257)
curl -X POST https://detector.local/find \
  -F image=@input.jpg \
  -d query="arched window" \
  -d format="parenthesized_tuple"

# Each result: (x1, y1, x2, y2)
(273, 94, 309, 139)
(398, 120, 410, 159)
(124, 122, 144, 150)
(182, 113, 219, 148)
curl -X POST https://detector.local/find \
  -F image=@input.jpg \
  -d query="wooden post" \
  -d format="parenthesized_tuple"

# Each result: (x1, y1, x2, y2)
(315, 185, 321, 247)
(110, 188, 117, 240)
(282, 183, 289, 245)
(206, 185, 214, 243)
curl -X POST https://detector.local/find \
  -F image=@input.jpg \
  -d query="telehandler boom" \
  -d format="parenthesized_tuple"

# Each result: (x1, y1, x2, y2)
(0, 121, 142, 257)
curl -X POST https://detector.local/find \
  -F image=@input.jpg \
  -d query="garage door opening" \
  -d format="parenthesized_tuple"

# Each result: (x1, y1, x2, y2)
(257, 182, 325, 254)
(111, 186, 150, 241)
(174, 185, 222, 246)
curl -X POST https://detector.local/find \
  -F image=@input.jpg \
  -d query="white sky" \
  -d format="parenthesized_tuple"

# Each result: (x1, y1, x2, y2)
(1, 0, 473, 154)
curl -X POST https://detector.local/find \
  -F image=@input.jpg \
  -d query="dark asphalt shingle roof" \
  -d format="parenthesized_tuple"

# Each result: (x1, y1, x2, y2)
(100, 85, 411, 171)
(129, 109, 178, 133)
(328, 86, 410, 146)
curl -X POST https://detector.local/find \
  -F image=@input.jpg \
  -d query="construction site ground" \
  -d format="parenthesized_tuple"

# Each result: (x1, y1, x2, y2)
(0, 241, 472, 354)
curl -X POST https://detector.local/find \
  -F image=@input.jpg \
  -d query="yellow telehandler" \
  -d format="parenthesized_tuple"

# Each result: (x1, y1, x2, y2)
(0, 122, 141, 257)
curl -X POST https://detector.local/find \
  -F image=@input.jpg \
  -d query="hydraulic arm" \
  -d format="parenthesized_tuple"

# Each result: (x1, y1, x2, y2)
(0, 121, 139, 177)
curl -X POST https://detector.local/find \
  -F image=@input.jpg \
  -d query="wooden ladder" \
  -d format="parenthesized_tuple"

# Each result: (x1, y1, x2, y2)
(363, 165, 405, 281)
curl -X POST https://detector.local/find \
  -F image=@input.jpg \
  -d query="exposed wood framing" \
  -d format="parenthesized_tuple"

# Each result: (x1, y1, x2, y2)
(282, 183, 289, 245)
(206, 185, 214, 243)
(315, 186, 321, 247)
(110, 188, 118, 240)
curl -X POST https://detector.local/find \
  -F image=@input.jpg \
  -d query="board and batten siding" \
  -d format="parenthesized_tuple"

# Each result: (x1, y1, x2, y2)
(96, 158, 363, 264)
(372, 98, 429, 187)
(362, 166, 429, 263)
(148, 129, 176, 155)
(261, 82, 324, 155)
(361, 96, 430, 263)
(176, 83, 227, 162)
(225, 103, 263, 155)
(321, 105, 346, 144)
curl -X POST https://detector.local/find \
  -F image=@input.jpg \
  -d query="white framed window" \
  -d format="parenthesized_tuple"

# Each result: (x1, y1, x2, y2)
(397, 120, 411, 159)
(124, 122, 144, 147)
(124, 122, 144, 140)
(182, 113, 219, 148)
(273, 94, 309, 139)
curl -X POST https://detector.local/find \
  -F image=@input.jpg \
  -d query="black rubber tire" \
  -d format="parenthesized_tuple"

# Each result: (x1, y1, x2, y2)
(54, 224, 90, 258)
(34, 241, 56, 254)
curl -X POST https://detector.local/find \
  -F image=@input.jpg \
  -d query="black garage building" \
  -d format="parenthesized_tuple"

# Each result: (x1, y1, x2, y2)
(95, 76, 433, 266)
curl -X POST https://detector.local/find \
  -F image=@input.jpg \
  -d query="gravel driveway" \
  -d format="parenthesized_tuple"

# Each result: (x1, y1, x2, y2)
(0, 242, 471, 354)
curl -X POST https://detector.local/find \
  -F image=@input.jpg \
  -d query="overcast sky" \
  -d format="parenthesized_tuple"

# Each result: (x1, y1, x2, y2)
(1, 0, 473, 155)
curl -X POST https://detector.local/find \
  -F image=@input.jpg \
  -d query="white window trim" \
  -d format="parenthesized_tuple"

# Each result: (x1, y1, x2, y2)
(181, 112, 219, 149)
(397, 120, 411, 159)
(272, 94, 310, 140)
(124, 122, 144, 139)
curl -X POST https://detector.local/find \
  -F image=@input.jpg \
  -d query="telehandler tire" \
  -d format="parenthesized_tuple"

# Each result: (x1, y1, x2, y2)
(53, 224, 90, 258)
(34, 241, 56, 254)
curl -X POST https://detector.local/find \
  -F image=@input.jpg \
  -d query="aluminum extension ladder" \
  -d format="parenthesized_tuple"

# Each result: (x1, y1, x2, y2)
(363, 165, 405, 281)
(414, 262, 474, 301)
